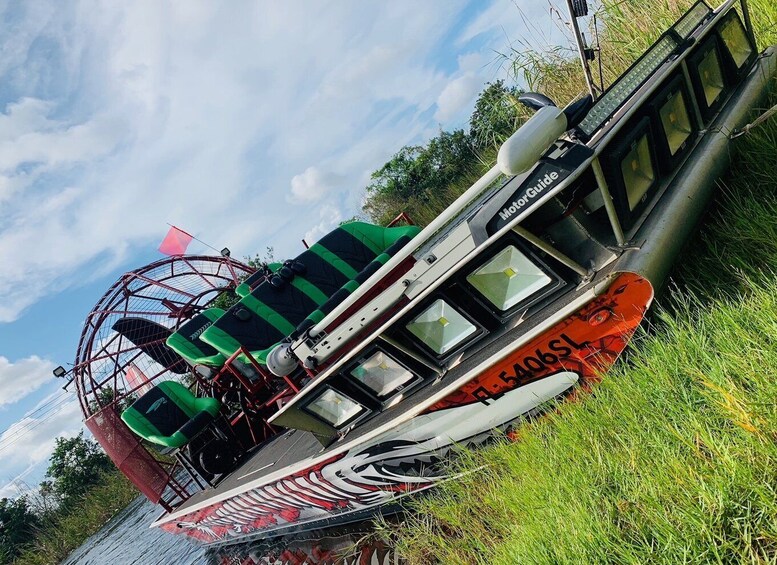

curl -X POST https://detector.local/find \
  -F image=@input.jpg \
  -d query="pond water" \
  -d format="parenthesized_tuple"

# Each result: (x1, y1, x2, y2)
(62, 495, 400, 564)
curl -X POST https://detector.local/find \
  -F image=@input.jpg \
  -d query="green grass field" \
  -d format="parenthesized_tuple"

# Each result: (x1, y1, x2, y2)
(387, 1, 777, 563)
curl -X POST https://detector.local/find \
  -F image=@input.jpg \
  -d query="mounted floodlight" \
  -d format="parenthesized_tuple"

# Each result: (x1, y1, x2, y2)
(497, 106, 567, 176)
(698, 48, 726, 107)
(466, 246, 552, 312)
(350, 350, 416, 399)
(659, 89, 693, 156)
(621, 132, 656, 211)
(601, 116, 659, 229)
(53, 366, 67, 378)
(717, 11, 755, 78)
(688, 37, 728, 122)
(406, 299, 477, 355)
(306, 388, 366, 428)
(220, 247, 231, 257)
(645, 74, 697, 173)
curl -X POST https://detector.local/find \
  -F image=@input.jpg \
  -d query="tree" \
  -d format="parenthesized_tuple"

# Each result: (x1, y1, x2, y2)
(469, 80, 525, 150)
(44, 432, 113, 510)
(0, 496, 38, 563)
(363, 129, 477, 224)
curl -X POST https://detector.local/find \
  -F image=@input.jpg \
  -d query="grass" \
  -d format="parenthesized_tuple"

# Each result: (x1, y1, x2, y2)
(385, 0, 777, 563)
(13, 471, 138, 565)
(387, 271, 777, 564)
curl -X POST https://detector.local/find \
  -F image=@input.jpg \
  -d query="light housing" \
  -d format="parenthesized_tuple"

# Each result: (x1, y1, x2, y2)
(671, 2, 712, 39)
(687, 36, 729, 122)
(305, 387, 367, 429)
(645, 74, 698, 174)
(53, 366, 67, 378)
(406, 299, 479, 356)
(578, 34, 678, 137)
(716, 10, 756, 82)
(575, 1, 714, 138)
(349, 349, 419, 401)
(601, 116, 659, 229)
(466, 245, 553, 312)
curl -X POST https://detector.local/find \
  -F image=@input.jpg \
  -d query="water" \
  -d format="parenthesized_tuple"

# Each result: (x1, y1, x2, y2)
(62, 496, 399, 564)
(62, 497, 207, 565)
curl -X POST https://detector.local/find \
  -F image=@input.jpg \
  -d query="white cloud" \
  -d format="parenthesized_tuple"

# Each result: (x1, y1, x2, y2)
(0, 0, 569, 321)
(289, 166, 345, 205)
(304, 204, 343, 245)
(0, 0, 492, 320)
(0, 356, 55, 407)
(458, 1, 570, 56)
(435, 73, 483, 122)
(0, 397, 83, 495)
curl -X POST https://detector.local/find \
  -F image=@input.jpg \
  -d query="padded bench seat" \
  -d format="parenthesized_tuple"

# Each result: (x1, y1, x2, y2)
(199, 222, 420, 365)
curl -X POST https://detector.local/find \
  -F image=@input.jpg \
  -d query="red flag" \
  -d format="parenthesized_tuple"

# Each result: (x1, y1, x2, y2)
(159, 226, 193, 256)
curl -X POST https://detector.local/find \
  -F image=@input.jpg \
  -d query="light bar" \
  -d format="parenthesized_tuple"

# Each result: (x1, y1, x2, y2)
(306, 388, 366, 428)
(672, 2, 711, 39)
(579, 34, 678, 136)
(407, 299, 477, 355)
(466, 246, 552, 311)
(350, 351, 416, 399)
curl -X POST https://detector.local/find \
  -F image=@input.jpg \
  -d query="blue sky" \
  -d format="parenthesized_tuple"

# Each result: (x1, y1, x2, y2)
(0, 0, 573, 498)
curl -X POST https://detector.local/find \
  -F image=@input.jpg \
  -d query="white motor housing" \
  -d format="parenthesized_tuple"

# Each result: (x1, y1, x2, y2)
(497, 106, 568, 176)
(266, 343, 297, 377)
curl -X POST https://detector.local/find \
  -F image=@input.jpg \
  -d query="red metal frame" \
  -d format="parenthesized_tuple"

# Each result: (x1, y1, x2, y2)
(387, 211, 415, 227)
(74, 255, 256, 507)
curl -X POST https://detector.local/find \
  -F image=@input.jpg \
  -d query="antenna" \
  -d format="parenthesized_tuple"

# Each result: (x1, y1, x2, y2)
(566, 0, 599, 101)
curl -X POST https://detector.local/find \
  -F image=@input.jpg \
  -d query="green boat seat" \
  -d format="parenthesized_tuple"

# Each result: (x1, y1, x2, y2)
(293, 232, 417, 335)
(201, 276, 328, 364)
(121, 380, 221, 449)
(235, 262, 282, 298)
(200, 222, 421, 364)
(166, 309, 226, 368)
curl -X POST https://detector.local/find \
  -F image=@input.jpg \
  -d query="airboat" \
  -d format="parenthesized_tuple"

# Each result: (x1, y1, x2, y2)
(63, 0, 775, 551)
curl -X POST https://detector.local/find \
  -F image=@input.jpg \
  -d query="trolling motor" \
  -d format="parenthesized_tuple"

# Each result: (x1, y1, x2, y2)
(496, 93, 593, 176)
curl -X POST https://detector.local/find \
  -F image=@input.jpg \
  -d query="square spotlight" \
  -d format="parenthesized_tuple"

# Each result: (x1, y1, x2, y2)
(601, 116, 659, 229)
(466, 246, 552, 312)
(306, 388, 366, 428)
(688, 37, 728, 122)
(645, 74, 697, 174)
(659, 89, 693, 157)
(406, 299, 477, 355)
(698, 48, 725, 108)
(620, 131, 656, 211)
(350, 350, 417, 399)
(717, 11, 755, 79)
